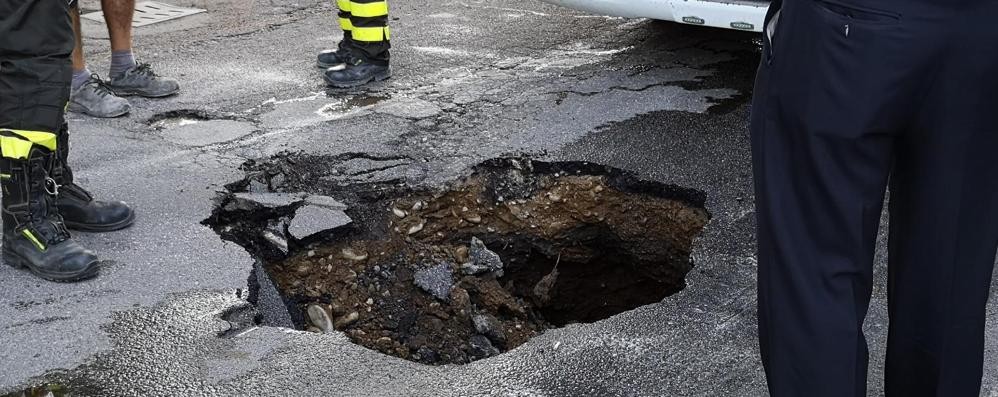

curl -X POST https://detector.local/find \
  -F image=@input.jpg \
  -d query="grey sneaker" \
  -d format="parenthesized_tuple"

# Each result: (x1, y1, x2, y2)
(106, 63, 180, 98)
(69, 74, 132, 118)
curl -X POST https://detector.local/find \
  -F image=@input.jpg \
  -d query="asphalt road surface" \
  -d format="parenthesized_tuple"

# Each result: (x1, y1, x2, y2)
(1, 0, 997, 396)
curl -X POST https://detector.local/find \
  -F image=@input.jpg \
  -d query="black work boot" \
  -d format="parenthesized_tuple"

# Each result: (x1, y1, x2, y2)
(2, 146, 99, 282)
(52, 127, 135, 232)
(317, 47, 352, 69)
(324, 57, 391, 88)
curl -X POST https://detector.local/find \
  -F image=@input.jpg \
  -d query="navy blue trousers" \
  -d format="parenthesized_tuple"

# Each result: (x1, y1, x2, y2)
(751, 0, 998, 395)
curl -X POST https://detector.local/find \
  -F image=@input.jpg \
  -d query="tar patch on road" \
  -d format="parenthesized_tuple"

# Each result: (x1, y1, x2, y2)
(206, 155, 710, 365)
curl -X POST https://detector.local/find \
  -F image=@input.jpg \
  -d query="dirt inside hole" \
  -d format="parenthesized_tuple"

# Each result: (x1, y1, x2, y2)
(208, 157, 710, 365)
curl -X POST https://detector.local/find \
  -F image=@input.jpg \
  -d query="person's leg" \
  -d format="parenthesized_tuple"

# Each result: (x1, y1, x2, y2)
(752, 0, 924, 394)
(101, 0, 136, 78)
(345, 0, 390, 64)
(102, 0, 179, 98)
(70, 5, 92, 91)
(324, 0, 390, 87)
(67, 2, 131, 118)
(0, 0, 100, 282)
(317, 0, 356, 68)
(883, 3, 998, 395)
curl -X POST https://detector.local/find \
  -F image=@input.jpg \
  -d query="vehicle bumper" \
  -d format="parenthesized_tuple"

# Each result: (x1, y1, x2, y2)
(539, 0, 770, 32)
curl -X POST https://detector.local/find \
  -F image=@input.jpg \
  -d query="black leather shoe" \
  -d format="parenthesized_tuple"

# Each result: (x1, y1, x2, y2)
(317, 48, 351, 69)
(57, 183, 135, 232)
(324, 60, 391, 88)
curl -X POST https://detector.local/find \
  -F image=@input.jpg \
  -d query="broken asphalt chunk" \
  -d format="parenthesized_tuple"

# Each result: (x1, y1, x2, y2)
(413, 262, 454, 301)
(288, 204, 352, 240)
(229, 192, 305, 210)
(304, 194, 348, 210)
(461, 237, 504, 276)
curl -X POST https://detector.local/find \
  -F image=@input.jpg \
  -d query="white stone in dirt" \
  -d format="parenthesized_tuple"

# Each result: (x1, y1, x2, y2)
(413, 262, 454, 301)
(334, 312, 360, 329)
(307, 305, 335, 333)
(340, 248, 368, 261)
(288, 204, 352, 240)
(407, 221, 425, 235)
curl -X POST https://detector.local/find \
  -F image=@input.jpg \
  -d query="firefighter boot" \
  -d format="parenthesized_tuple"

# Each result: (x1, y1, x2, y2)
(2, 144, 99, 282)
(53, 126, 135, 232)
(317, 46, 352, 69)
(324, 57, 391, 88)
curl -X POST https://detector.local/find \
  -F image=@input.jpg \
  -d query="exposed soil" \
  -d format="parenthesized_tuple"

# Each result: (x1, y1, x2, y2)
(207, 156, 710, 365)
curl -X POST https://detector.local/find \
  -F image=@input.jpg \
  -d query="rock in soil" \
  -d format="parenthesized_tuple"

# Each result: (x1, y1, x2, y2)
(461, 237, 504, 276)
(307, 304, 335, 333)
(334, 312, 359, 329)
(468, 334, 500, 359)
(472, 313, 507, 347)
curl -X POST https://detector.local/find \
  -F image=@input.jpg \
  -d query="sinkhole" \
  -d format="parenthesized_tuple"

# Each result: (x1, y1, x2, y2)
(205, 156, 710, 365)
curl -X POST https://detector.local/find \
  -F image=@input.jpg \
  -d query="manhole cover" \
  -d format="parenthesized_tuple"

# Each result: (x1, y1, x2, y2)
(81, 1, 206, 27)
(206, 156, 711, 365)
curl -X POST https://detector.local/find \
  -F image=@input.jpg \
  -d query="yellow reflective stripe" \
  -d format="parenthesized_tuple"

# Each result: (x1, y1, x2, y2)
(349, 1, 388, 17)
(3, 129, 57, 151)
(385, 25, 390, 40)
(0, 136, 35, 160)
(22, 229, 46, 251)
(351, 26, 387, 42)
(0, 174, 10, 179)
(339, 17, 354, 31)
(336, 0, 351, 11)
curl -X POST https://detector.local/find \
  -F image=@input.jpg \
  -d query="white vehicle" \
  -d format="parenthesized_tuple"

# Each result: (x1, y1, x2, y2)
(539, 0, 770, 32)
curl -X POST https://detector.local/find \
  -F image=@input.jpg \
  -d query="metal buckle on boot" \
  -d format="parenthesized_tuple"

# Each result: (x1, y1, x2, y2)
(44, 177, 60, 196)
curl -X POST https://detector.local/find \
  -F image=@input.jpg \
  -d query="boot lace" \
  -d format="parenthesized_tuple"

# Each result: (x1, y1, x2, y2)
(133, 62, 159, 78)
(85, 74, 116, 98)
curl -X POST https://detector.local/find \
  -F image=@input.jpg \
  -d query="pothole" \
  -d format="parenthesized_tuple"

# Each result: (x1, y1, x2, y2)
(205, 156, 710, 365)
(147, 109, 258, 146)
(147, 109, 220, 129)
(317, 94, 392, 119)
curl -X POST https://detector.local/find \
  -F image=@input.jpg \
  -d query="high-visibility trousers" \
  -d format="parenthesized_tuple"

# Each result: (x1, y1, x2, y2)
(336, 0, 391, 64)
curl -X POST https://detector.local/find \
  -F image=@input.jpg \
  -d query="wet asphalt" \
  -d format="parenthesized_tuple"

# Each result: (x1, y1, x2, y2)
(1, 0, 997, 396)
